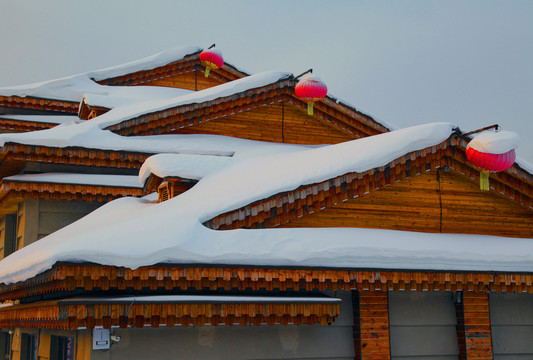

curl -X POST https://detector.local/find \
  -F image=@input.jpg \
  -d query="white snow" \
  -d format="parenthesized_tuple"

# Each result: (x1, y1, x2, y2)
(4, 173, 142, 188)
(87, 46, 202, 81)
(467, 130, 520, 154)
(139, 154, 234, 186)
(58, 295, 341, 304)
(0, 72, 294, 154)
(0, 115, 81, 125)
(7, 122, 529, 286)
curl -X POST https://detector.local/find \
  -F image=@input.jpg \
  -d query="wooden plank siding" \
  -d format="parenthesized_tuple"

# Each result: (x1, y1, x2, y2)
(206, 142, 532, 238)
(353, 291, 391, 360)
(456, 292, 493, 359)
(279, 169, 532, 238)
(174, 102, 356, 145)
(95, 52, 246, 90)
(106, 83, 386, 140)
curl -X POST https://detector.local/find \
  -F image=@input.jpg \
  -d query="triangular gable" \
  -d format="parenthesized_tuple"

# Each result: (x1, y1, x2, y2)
(205, 136, 532, 238)
(107, 78, 389, 143)
(94, 51, 248, 91)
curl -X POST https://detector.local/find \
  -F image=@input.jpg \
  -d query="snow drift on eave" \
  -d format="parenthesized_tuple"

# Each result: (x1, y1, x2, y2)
(5, 122, 532, 285)
(0, 71, 294, 155)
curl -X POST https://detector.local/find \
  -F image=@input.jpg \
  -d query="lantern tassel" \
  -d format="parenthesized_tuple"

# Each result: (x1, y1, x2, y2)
(480, 170, 490, 191)
(204, 67, 211, 78)
(307, 102, 314, 116)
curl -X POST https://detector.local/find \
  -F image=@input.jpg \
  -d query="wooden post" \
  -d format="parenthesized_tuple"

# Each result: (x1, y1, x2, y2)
(37, 330, 51, 360)
(456, 292, 493, 359)
(10, 329, 21, 360)
(353, 290, 391, 359)
(76, 330, 92, 360)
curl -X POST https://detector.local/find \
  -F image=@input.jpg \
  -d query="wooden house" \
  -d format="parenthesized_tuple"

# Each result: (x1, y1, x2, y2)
(0, 46, 531, 360)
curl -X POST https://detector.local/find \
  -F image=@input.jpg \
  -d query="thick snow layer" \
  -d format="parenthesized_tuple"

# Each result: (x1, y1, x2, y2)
(0, 72, 295, 154)
(5, 173, 141, 188)
(59, 295, 340, 304)
(87, 46, 202, 81)
(0, 115, 81, 125)
(139, 154, 234, 185)
(0, 46, 200, 105)
(467, 130, 520, 154)
(8, 122, 530, 286)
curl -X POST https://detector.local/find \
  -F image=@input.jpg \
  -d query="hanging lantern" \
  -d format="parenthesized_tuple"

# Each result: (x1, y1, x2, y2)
(465, 130, 519, 191)
(295, 75, 327, 115)
(199, 48, 223, 78)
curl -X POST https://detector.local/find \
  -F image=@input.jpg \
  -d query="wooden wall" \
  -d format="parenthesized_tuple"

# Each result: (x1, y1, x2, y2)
(174, 102, 356, 145)
(280, 169, 533, 238)
(148, 70, 224, 91)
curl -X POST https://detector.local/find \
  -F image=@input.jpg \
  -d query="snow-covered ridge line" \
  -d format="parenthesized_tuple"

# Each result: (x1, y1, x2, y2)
(87, 46, 202, 81)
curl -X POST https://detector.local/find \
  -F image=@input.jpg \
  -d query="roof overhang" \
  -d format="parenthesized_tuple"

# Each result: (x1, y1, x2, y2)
(0, 295, 339, 330)
(2, 263, 533, 304)
(0, 177, 144, 216)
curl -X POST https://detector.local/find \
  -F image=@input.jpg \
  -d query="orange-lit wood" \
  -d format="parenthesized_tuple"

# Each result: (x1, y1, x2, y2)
(207, 141, 532, 238)
(0, 95, 79, 114)
(282, 169, 532, 238)
(3, 264, 533, 302)
(457, 292, 493, 359)
(0, 299, 339, 330)
(37, 330, 51, 360)
(0, 181, 145, 216)
(174, 102, 356, 145)
(107, 83, 386, 140)
(75, 331, 91, 360)
(354, 291, 391, 360)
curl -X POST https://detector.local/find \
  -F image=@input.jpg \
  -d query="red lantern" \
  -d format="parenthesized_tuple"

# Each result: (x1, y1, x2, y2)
(199, 48, 223, 78)
(465, 130, 519, 191)
(295, 75, 327, 115)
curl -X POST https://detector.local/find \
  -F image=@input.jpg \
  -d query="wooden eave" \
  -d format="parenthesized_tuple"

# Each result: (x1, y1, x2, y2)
(205, 135, 532, 232)
(0, 95, 79, 114)
(95, 52, 247, 88)
(3, 264, 533, 304)
(0, 143, 152, 179)
(105, 78, 387, 140)
(0, 296, 338, 330)
(0, 179, 145, 216)
(0, 117, 59, 133)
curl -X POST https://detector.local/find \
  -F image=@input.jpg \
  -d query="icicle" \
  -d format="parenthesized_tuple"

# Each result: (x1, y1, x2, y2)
(480, 170, 490, 191)
(308, 102, 314, 116)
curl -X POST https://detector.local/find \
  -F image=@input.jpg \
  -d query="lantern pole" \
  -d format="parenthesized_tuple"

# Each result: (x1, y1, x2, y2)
(460, 124, 499, 138)
(295, 69, 313, 80)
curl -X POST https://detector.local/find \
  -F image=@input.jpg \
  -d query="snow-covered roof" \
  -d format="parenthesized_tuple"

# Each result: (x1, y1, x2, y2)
(87, 46, 202, 81)
(0, 72, 295, 154)
(4, 173, 141, 188)
(0, 46, 201, 104)
(3, 122, 531, 285)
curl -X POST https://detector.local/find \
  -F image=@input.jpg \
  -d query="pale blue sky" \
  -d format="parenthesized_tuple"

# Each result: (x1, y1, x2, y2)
(1, 0, 532, 162)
